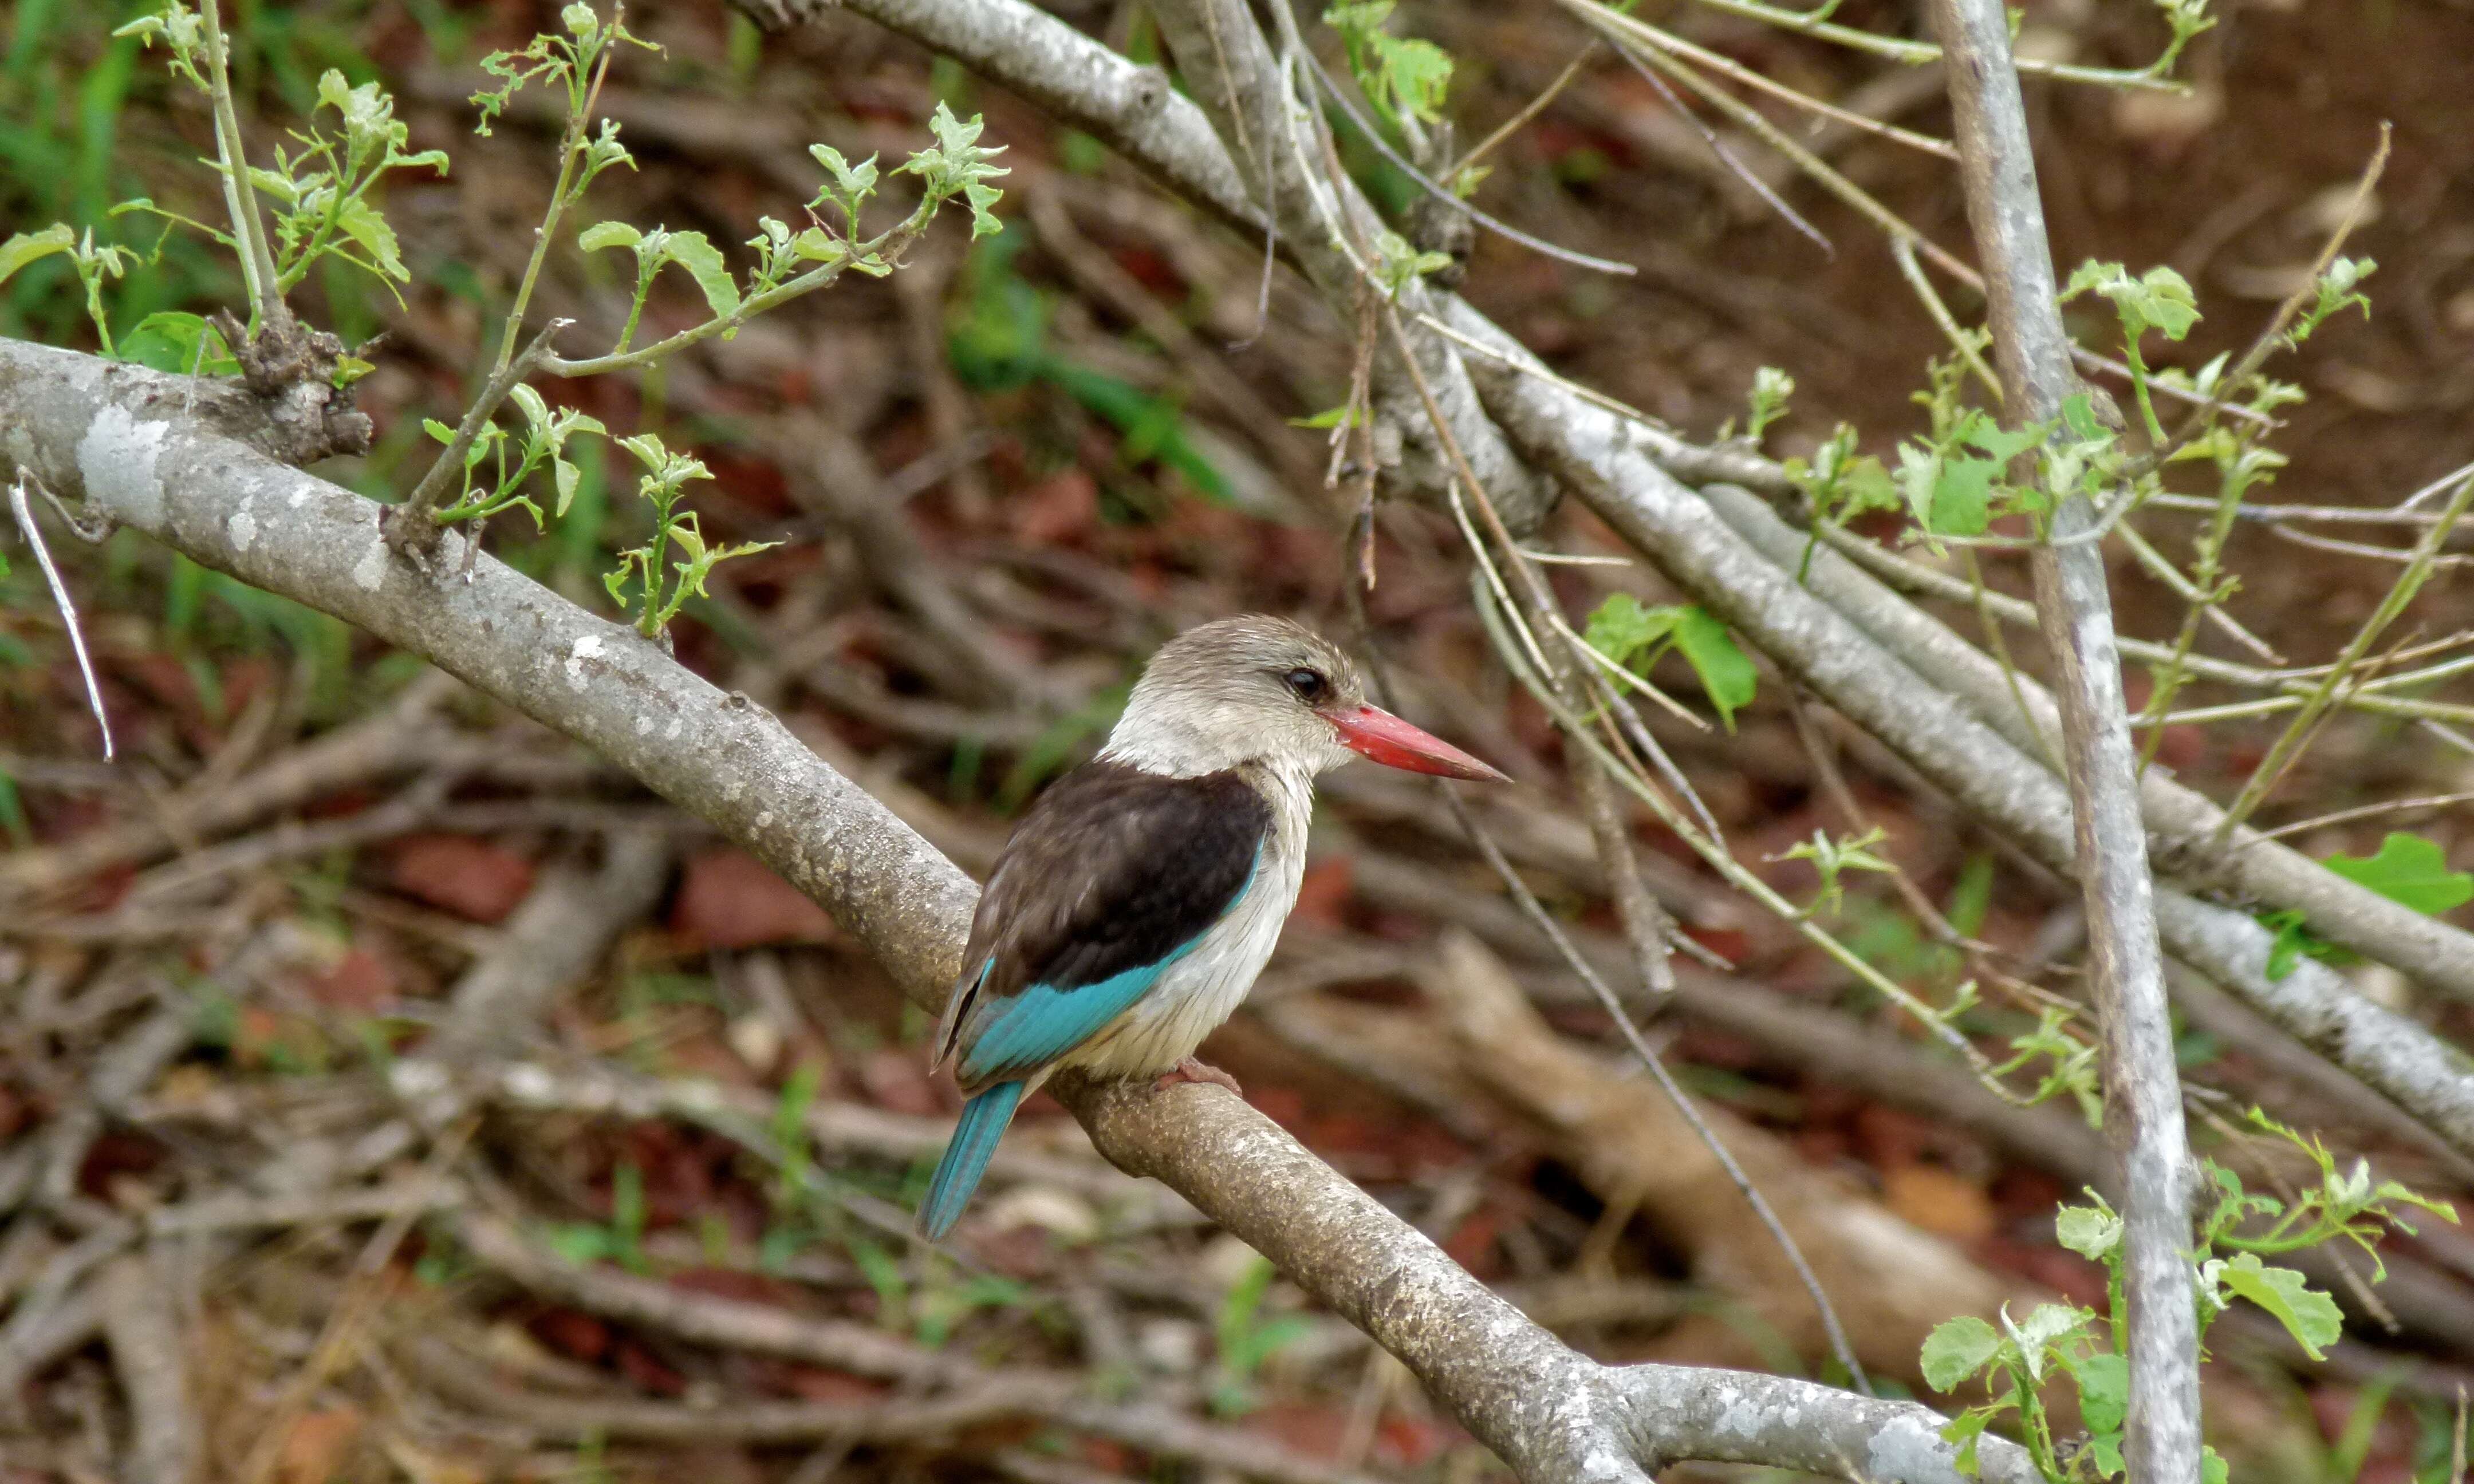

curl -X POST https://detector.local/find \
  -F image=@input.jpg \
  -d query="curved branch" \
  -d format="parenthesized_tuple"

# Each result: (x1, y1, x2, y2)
(0, 336, 2030, 1483)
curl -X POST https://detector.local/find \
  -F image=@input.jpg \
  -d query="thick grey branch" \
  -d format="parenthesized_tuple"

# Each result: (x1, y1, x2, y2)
(0, 335, 2026, 1483)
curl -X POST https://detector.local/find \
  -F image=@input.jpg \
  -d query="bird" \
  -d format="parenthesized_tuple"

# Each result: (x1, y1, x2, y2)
(915, 614, 1507, 1239)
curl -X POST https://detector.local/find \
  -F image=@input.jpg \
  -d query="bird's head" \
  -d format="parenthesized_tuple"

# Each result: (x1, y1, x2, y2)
(1101, 615, 1508, 784)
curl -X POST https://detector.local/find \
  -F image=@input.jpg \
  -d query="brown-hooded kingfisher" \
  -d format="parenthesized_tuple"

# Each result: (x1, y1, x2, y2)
(917, 614, 1507, 1238)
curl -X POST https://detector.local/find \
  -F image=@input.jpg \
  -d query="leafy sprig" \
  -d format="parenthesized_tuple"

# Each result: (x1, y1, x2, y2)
(602, 433, 779, 641)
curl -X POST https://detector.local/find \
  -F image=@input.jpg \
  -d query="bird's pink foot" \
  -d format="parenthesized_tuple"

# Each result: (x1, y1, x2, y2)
(1153, 1057, 1243, 1096)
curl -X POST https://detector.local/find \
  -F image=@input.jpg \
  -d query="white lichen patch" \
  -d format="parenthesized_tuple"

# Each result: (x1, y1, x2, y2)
(75, 404, 170, 528)
(565, 633, 605, 693)
(227, 495, 257, 553)
(1866, 1412, 1961, 1484)
(634, 714, 652, 736)
(755, 811, 775, 829)
(352, 534, 389, 592)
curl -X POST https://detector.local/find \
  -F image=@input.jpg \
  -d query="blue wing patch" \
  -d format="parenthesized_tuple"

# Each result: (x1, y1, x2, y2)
(955, 841, 1262, 1087)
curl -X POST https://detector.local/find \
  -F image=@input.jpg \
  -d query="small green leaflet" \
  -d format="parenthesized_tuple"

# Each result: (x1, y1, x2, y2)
(0, 224, 76, 288)
(1583, 594, 1758, 729)
(1918, 1315, 1999, 1391)
(2073, 1351, 2128, 1454)
(2064, 260, 2201, 342)
(2323, 832, 2474, 917)
(2054, 1201, 2122, 1261)
(1323, 1, 1453, 124)
(2209, 1252, 2342, 1360)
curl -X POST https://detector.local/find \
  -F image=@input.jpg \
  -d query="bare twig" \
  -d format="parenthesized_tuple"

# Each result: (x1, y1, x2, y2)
(9, 472, 114, 760)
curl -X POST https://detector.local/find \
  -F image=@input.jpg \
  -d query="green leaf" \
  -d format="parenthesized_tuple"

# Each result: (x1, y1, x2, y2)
(2214, 1252, 2342, 1360)
(656, 230, 740, 322)
(2323, 832, 2474, 917)
(2259, 907, 2330, 981)
(1671, 607, 1758, 729)
(2054, 1202, 2122, 1261)
(1323, 1, 1454, 123)
(1582, 593, 1681, 669)
(578, 219, 641, 253)
(0, 224, 76, 288)
(808, 143, 880, 230)
(1929, 454, 1998, 537)
(333, 198, 409, 282)
(1940, 1407, 1992, 1477)
(1288, 404, 1364, 431)
(2071, 1351, 2128, 1437)
(116, 311, 239, 376)
(1920, 1315, 2001, 1391)
(2202, 1446, 2228, 1484)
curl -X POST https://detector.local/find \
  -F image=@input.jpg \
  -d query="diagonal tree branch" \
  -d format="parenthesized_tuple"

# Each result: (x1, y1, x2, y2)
(0, 337, 2034, 1484)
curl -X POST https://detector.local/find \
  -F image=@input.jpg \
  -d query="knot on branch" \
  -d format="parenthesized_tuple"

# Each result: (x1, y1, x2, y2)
(207, 309, 375, 467)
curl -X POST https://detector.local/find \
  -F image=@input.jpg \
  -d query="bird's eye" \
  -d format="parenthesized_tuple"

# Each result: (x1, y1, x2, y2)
(1283, 667, 1330, 704)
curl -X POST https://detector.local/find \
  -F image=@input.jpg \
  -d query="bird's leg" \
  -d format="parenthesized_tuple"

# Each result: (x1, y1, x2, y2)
(1152, 1056, 1243, 1097)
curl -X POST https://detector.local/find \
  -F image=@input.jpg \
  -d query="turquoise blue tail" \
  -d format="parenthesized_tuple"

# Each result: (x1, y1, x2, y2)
(917, 1082, 1025, 1240)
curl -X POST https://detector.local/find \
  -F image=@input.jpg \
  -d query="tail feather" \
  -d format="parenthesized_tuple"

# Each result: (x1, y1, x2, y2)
(916, 1082, 1025, 1240)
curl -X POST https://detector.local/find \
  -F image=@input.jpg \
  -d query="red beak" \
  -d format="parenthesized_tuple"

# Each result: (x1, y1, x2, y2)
(1327, 705, 1510, 782)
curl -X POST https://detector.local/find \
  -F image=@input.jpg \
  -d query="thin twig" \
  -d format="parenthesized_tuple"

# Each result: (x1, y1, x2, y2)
(1449, 43, 1601, 177)
(1287, 28, 1635, 276)
(2252, 791, 2474, 843)
(1562, 0, 1960, 161)
(2212, 465, 2474, 839)
(9, 472, 113, 760)
(1604, 38, 1835, 260)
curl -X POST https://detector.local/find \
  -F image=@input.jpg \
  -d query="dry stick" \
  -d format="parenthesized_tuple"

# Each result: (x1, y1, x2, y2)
(1555, 0, 1960, 161)
(1601, 38, 1834, 259)
(1284, 26, 1633, 276)
(233, 1115, 478, 1484)
(1917, 7, 2205, 1479)
(1560, 0, 2185, 90)
(2255, 791, 2474, 843)
(2212, 466, 2474, 841)
(7, 472, 113, 759)
(1448, 43, 1601, 177)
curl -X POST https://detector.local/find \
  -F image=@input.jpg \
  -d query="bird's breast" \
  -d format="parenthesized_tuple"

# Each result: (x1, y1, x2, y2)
(1064, 775, 1311, 1077)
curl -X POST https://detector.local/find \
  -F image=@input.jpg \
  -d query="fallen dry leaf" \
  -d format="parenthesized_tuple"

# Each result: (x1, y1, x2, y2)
(386, 834, 536, 923)
(671, 847, 837, 950)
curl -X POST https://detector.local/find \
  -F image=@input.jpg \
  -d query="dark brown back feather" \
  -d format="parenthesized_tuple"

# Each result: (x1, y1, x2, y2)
(933, 763, 1271, 1075)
